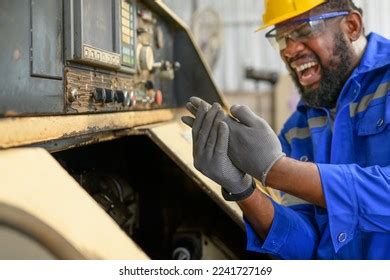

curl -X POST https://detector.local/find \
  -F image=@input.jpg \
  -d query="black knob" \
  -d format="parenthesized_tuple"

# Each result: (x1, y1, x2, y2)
(116, 90, 131, 106)
(145, 80, 154, 90)
(93, 88, 106, 102)
(105, 89, 115, 103)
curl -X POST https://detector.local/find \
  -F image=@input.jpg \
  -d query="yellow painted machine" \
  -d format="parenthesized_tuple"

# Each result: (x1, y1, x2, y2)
(0, 0, 262, 260)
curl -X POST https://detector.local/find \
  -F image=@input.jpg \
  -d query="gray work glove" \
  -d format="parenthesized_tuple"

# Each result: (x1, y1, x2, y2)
(228, 104, 285, 186)
(181, 102, 254, 201)
(184, 97, 285, 186)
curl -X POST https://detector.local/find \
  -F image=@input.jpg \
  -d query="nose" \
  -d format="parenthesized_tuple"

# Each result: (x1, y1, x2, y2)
(281, 38, 305, 59)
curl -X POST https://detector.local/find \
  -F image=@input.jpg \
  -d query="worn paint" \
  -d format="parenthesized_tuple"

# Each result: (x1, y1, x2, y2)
(0, 147, 149, 259)
(13, 49, 21, 61)
(0, 109, 174, 149)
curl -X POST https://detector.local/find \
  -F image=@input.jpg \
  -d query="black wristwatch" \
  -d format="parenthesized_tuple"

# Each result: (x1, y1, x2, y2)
(222, 178, 256, 201)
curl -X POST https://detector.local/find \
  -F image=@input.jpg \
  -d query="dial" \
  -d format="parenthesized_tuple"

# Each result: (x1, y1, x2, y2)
(137, 44, 155, 71)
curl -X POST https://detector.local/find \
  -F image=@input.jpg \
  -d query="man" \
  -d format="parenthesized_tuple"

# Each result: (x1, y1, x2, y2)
(182, 0, 390, 259)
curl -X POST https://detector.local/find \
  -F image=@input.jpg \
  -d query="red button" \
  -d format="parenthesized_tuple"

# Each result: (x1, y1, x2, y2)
(155, 90, 163, 105)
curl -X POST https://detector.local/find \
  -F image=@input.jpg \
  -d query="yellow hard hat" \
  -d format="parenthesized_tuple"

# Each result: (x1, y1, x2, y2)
(256, 0, 327, 31)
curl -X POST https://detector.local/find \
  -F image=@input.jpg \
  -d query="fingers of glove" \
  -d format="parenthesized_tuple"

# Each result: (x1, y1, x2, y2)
(215, 121, 229, 154)
(189, 96, 212, 112)
(181, 116, 195, 128)
(186, 102, 198, 116)
(230, 104, 258, 127)
(197, 103, 221, 150)
(206, 109, 225, 153)
(192, 101, 208, 142)
(225, 116, 245, 142)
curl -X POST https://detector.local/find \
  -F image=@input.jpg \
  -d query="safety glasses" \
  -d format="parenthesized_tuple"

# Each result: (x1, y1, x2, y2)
(265, 11, 349, 50)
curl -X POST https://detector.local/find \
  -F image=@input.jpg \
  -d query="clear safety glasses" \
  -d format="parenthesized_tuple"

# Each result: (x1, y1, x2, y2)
(265, 11, 349, 51)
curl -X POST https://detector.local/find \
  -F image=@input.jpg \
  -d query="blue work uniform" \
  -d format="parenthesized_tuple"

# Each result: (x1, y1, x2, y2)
(245, 33, 390, 259)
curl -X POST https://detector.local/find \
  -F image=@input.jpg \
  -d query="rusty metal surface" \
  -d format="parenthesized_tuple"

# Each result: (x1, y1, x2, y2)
(0, 109, 174, 149)
(30, 129, 143, 153)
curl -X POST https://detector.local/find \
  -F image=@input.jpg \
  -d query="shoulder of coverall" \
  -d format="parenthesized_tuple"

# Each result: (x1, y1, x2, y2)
(354, 32, 390, 75)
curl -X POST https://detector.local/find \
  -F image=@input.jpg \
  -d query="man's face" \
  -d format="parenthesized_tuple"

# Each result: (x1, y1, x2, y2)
(279, 15, 354, 108)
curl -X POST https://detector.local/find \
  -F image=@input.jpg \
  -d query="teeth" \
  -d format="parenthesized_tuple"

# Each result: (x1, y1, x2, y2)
(297, 62, 318, 73)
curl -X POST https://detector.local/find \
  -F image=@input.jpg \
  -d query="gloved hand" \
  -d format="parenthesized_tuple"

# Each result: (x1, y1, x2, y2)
(183, 97, 285, 186)
(228, 105, 285, 186)
(183, 97, 235, 127)
(181, 101, 254, 201)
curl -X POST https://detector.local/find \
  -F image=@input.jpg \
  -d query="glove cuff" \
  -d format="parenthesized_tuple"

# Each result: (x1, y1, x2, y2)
(222, 178, 256, 201)
(261, 153, 286, 186)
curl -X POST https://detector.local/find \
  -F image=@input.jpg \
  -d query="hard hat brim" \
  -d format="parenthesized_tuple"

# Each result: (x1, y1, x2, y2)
(255, 0, 326, 32)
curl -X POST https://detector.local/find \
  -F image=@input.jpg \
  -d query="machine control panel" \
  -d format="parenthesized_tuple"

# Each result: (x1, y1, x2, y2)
(65, 0, 177, 113)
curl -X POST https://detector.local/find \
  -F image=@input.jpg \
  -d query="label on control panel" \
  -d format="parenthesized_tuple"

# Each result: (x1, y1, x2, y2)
(83, 45, 121, 68)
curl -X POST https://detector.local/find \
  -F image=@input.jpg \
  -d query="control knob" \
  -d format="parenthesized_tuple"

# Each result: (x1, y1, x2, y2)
(137, 45, 155, 71)
(105, 89, 115, 103)
(93, 88, 106, 102)
(116, 90, 135, 107)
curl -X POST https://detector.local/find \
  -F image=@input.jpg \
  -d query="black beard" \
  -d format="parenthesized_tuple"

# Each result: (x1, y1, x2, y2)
(289, 32, 354, 109)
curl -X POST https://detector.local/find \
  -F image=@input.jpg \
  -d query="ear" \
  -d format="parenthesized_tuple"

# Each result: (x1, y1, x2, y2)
(342, 11, 364, 42)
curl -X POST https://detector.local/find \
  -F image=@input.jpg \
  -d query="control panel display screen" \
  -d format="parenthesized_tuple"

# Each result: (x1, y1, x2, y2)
(83, 0, 115, 53)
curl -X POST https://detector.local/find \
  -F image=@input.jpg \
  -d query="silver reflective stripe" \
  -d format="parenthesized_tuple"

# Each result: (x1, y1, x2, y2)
(350, 82, 390, 117)
(308, 116, 328, 129)
(285, 127, 310, 144)
(285, 116, 327, 144)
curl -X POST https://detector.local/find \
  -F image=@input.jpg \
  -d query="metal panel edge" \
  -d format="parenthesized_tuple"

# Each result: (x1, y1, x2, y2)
(148, 0, 230, 110)
(0, 109, 175, 149)
(0, 147, 149, 259)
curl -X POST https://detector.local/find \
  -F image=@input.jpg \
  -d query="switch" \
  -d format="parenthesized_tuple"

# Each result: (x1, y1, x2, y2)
(116, 90, 129, 106)
(145, 80, 154, 90)
(67, 87, 78, 103)
(105, 89, 115, 102)
(155, 90, 163, 105)
(93, 88, 106, 102)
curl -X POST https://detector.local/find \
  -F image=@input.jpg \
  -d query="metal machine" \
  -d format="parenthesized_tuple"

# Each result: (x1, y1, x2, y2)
(0, 0, 260, 259)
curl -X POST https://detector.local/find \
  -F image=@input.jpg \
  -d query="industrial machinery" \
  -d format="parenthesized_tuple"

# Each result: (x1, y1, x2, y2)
(0, 0, 261, 260)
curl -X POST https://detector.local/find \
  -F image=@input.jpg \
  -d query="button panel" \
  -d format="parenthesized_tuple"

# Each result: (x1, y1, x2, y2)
(121, 0, 136, 68)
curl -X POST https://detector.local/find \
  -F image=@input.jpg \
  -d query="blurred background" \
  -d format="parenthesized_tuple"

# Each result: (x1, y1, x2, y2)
(162, 0, 390, 132)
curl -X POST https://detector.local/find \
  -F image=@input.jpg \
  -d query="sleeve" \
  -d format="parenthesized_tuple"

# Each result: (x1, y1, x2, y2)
(317, 163, 390, 252)
(278, 129, 291, 157)
(245, 200, 319, 259)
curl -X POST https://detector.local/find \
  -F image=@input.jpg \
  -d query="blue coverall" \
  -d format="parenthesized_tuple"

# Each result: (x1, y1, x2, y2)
(245, 33, 390, 259)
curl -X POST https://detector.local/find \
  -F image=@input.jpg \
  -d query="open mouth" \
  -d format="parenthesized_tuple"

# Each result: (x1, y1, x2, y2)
(295, 62, 321, 88)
